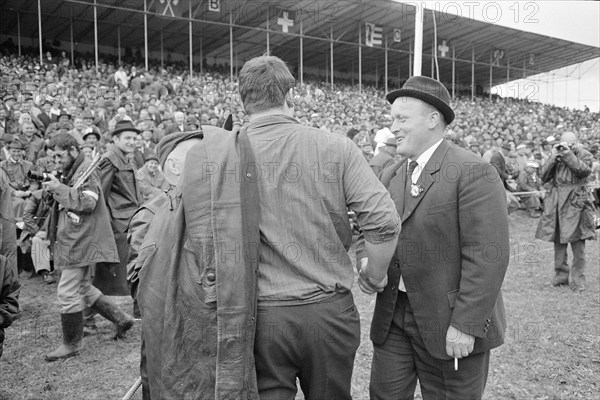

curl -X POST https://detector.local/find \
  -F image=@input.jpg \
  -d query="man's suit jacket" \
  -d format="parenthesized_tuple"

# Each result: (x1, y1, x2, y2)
(371, 139, 510, 360)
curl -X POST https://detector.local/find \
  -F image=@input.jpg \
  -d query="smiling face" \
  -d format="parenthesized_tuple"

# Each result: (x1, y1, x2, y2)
(390, 97, 443, 159)
(113, 130, 137, 154)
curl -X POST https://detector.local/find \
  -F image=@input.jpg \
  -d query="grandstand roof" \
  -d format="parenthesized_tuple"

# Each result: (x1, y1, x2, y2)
(2, 0, 599, 89)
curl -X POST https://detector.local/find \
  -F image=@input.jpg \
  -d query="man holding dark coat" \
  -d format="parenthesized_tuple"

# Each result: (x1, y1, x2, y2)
(361, 76, 510, 400)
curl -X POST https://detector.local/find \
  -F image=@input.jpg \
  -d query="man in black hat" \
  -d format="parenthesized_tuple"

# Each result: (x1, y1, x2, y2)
(93, 120, 141, 298)
(360, 76, 510, 400)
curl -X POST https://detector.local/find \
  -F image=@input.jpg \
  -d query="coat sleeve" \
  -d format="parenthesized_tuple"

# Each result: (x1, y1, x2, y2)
(0, 255, 20, 329)
(97, 157, 115, 203)
(52, 169, 101, 214)
(450, 161, 510, 338)
(21, 191, 41, 235)
(540, 155, 559, 183)
(561, 150, 592, 179)
(127, 207, 154, 299)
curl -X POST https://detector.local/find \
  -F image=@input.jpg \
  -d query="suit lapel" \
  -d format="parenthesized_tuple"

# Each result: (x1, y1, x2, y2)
(389, 160, 408, 216)
(401, 140, 450, 222)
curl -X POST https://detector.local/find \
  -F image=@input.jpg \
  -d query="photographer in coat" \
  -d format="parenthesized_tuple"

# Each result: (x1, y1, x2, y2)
(535, 132, 596, 293)
(42, 133, 135, 361)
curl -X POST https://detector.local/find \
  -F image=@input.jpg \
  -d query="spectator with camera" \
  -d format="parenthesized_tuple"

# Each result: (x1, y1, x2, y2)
(43, 133, 134, 361)
(535, 132, 596, 292)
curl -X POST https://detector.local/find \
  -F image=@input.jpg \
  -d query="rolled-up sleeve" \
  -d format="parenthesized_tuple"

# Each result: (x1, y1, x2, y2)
(343, 139, 400, 243)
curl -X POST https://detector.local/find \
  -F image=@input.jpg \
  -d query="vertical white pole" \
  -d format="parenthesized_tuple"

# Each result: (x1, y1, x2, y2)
(300, 20, 303, 85)
(38, 0, 43, 65)
(409, 39, 412, 76)
(93, 0, 99, 73)
(189, 0, 193, 77)
(144, 0, 149, 70)
(17, 11, 21, 56)
(384, 36, 388, 93)
(266, 7, 270, 52)
(413, 5, 423, 76)
(471, 46, 475, 100)
(358, 23, 362, 93)
(230, 11, 234, 80)
(451, 46, 455, 98)
(489, 53, 492, 100)
(330, 26, 334, 89)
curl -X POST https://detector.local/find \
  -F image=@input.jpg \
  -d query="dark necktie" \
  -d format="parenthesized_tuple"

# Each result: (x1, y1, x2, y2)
(402, 160, 419, 214)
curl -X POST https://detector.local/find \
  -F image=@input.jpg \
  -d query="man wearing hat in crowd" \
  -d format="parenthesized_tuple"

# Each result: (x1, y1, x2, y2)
(361, 75, 509, 400)
(0, 139, 39, 218)
(517, 161, 544, 218)
(369, 136, 398, 176)
(93, 120, 141, 299)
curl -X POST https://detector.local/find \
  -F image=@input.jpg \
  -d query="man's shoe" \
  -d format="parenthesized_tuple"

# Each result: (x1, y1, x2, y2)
(45, 312, 84, 362)
(42, 272, 56, 284)
(552, 275, 569, 287)
(572, 285, 585, 293)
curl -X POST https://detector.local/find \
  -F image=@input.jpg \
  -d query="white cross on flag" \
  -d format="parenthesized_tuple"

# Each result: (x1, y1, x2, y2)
(438, 40, 449, 57)
(277, 9, 296, 33)
(149, 0, 183, 17)
(365, 23, 382, 47)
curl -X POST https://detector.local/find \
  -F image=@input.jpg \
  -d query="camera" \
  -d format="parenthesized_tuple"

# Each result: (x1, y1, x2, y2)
(27, 171, 57, 182)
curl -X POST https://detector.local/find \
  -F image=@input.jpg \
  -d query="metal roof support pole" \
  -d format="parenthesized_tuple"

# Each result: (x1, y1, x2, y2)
(431, 46, 434, 78)
(471, 46, 475, 101)
(38, 0, 43, 66)
(409, 40, 412, 77)
(299, 20, 303, 85)
(506, 59, 510, 86)
(160, 31, 164, 69)
(143, 0, 148, 71)
(17, 11, 21, 57)
(330, 26, 334, 89)
(93, 0, 98, 73)
(70, 6, 75, 65)
(229, 11, 234, 80)
(117, 8, 121, 65)
(358, 23, 362, 93)
(451, 46, 455, 99)
(384, 35, 388, 93)
(489, 53, 492, 100)
(266, 8, 270, 53)
(188, 0, 193, 77)
(577, 64, 581, 109)
(413, 5, 423, 76)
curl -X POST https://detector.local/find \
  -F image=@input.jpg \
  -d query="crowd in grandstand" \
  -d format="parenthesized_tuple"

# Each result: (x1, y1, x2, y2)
(1, 41, 599, 275)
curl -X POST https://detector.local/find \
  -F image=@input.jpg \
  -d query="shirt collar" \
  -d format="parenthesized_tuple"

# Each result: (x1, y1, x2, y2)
(408, 139, 444, 176)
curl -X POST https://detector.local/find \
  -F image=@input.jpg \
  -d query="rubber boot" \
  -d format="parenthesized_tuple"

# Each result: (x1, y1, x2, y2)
(90, 295, 135, 339)
(45, 312, 83, 362)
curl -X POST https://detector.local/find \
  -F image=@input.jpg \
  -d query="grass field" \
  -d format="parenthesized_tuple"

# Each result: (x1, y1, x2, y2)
(1, 209, 598, 400)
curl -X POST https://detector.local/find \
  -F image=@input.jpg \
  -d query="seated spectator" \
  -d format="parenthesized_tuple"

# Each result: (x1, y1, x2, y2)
(0, 140, 39, 218)
(517, 161, 544, 217)
(135, 152, 170, 204)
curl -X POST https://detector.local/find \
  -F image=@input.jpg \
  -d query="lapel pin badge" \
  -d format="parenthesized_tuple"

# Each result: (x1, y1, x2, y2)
(410, 184, 424, 197)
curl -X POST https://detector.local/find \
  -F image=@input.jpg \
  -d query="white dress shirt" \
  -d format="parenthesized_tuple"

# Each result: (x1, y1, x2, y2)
(399, 138, 444, 291)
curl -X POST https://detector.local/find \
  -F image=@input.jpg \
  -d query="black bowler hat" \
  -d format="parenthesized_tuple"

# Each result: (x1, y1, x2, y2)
(111, 120, 140, 137)
(386, 76, 455, 124)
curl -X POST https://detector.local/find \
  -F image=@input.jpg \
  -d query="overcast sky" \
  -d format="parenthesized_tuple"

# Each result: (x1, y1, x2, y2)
(398, 1, 600, 111)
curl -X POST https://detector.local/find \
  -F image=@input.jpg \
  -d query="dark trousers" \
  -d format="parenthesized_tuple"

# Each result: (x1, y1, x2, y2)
(370, 292, 490, 400)
(553, 239, 586, 287)
(254, 292, 360, 400)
